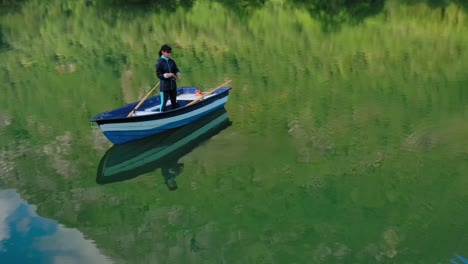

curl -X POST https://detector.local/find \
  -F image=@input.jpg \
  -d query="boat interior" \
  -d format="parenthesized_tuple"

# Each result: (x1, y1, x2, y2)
(133, 92, 215, 116)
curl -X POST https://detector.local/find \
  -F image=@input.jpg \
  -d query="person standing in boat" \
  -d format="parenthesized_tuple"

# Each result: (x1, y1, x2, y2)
(156, 44, 182, 111)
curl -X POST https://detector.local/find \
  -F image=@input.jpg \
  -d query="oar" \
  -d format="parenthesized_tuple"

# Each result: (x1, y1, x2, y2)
(186, 80, 232, 107)
(127, 82, 160, 117)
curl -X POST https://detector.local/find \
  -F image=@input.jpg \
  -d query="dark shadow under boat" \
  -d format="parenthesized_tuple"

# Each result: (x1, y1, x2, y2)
(96, 108, 231, 185)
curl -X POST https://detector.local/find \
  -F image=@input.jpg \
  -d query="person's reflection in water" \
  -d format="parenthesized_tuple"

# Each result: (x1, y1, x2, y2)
(161, 161, 184, 191)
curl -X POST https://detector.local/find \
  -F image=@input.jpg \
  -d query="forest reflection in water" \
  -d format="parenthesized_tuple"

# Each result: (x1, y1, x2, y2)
(0, 0, 467, 263)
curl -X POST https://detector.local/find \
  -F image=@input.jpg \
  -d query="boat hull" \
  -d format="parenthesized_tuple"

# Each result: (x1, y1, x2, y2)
(91, 87, 231, 144)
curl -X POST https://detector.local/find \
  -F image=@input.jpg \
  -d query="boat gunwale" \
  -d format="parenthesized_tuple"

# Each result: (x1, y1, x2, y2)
(90, 87, 231, 124)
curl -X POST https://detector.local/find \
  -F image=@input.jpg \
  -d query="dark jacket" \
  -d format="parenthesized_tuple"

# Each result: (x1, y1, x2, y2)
(155, 57, 180, 92)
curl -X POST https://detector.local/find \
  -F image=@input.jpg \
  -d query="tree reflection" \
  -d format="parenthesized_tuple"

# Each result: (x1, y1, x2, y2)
(212, 0, 267, 14)
(289, 0, 385, 31)
(400, 0, 468, 11)
(0, 26, 9, 50)
(0, 0, 28, 14)
(107, 0, 267, 14)
(101, 0, 195, 12)
(92, 0, 468, 24)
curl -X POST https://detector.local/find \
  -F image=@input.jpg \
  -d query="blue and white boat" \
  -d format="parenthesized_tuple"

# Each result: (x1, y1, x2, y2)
(90, 81, 232, 144)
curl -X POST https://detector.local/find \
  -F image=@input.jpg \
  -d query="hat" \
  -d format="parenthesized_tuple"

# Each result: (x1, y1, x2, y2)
(160, 44, 172, 51)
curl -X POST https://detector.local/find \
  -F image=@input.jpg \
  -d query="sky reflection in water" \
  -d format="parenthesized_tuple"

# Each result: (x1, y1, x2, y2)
(0, 189, 112, 264)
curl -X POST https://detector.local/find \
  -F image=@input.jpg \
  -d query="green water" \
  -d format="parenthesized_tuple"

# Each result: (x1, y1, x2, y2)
(1, 0, 468, 263)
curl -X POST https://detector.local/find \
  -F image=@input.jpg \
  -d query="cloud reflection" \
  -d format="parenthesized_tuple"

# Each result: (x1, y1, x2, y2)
(0, 189, 112, 263)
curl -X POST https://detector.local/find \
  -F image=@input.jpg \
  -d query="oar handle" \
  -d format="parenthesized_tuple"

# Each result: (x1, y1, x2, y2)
(186, 80, 232, 107)
(127, 82, 160, 117)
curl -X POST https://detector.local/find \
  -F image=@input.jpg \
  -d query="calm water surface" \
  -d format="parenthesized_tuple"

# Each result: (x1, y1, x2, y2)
(1, 0, 468, 263)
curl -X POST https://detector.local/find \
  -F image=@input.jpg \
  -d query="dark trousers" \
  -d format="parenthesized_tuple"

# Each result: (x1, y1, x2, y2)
(160, 89, 178, 111)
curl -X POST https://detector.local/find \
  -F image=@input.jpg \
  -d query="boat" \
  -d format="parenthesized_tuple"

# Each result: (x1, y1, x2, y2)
(96, 108, 231, 185)
(90, 80, 232, 144)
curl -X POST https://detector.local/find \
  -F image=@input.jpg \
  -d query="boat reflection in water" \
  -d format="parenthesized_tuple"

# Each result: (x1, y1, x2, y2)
(96, 108, 231, 190)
